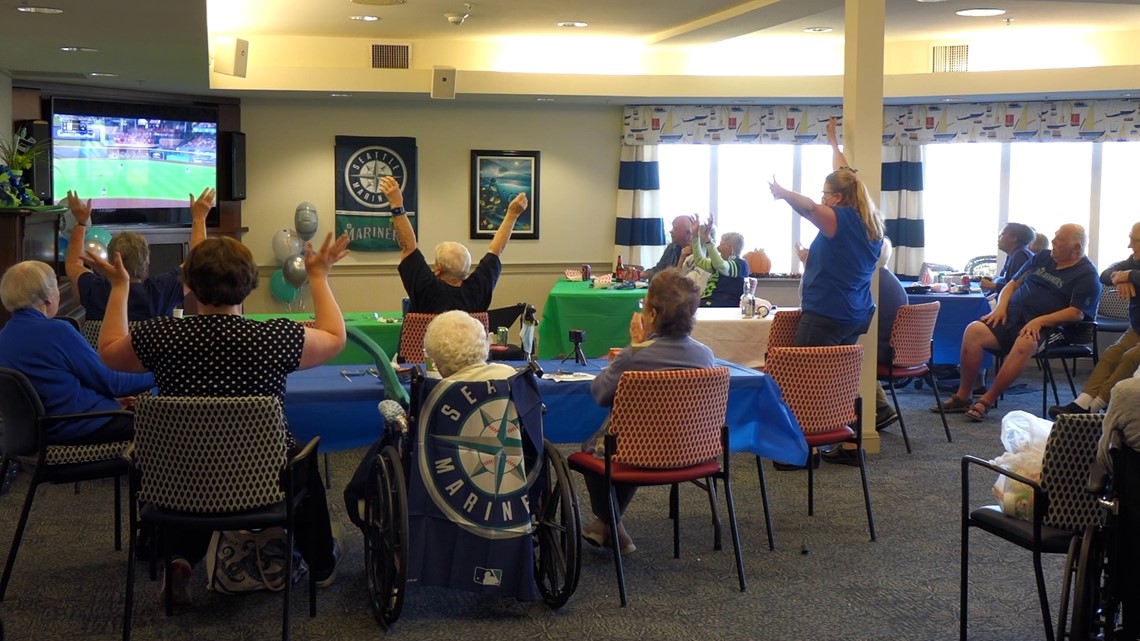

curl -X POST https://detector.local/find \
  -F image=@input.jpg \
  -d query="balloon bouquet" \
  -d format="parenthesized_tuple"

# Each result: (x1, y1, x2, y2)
(270, 202, 320, 310)
(59, 223, 113, 264)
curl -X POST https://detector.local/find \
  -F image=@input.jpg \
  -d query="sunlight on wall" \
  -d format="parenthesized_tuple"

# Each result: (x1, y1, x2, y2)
(943, 30, 1104, 72)
(685, 35, 845, 76)
(489, 37, 646, 75)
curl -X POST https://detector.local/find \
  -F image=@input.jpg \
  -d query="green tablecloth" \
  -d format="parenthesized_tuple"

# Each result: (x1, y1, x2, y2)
(537, 279, 646, 359)
(245, 311, 402, 365)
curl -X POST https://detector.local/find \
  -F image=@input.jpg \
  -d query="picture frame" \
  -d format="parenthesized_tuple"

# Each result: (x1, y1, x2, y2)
(470, 150, 540, 240)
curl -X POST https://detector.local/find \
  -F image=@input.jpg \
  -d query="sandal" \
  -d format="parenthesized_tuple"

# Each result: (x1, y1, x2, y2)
(932, 394, 972, 413)
(965, 398, 994, 422)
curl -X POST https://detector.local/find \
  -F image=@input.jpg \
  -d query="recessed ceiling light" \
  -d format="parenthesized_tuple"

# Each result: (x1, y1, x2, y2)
(331, 93, 353, 97)
(60, 46, 98, 52)
(535, 97, 556, 102)
(556, 21, 588, 28)
(350, 15, 379, 21)
(955, 8, 1006, 17)
(916, 0, 948, 3)
(16, 6, 63, 13)
(803, 26, 833, 33)
(350, 0, 404, 4)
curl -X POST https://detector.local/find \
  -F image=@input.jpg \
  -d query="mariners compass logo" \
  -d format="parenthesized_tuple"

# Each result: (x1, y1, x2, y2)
(418, 379, 535, 538)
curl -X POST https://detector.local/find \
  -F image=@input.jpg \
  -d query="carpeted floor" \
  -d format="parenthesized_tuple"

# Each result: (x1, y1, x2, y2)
(0, 367, 1093, 641)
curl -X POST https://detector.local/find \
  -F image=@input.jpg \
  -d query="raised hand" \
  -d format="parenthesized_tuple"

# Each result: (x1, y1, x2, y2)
(189, 187, 216, 219)
(507, 192, 529, 217)
(826, 116, 839, 146)
(379, 176, 403, 208)
(66, 190, 92, 225)
(81, 250, 130, 287)
(304, 232, 351, 279)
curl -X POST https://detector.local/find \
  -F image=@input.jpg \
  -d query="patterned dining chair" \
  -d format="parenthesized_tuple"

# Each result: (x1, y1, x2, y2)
(567, 367, 745, 606)
(763, 345, 876, 541)
(1096, 285, 1130, 334)
(878, 302, 952, 453)
(398, 312, 489, 363)
(760, 308, 802, 371)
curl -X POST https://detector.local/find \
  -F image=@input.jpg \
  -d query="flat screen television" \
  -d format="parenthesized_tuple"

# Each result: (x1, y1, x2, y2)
(49, 98, 220, 227)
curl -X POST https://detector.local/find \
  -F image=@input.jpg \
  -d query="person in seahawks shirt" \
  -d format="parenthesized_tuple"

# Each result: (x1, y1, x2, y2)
(684, 215, 747, 307)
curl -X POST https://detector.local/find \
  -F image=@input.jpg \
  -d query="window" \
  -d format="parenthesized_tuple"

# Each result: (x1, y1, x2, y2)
(1009, 142, 1092, 251)
(1098, 141, 1140, 267)
(922, 143, 1002, 271)
(718, 144, 794, 270)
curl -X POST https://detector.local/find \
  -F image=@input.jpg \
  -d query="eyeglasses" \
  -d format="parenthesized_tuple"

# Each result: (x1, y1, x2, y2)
(822, 191, 837, 197)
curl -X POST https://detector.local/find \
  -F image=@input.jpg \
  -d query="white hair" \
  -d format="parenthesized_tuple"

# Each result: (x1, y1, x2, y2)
(721, 232, 744, 256)
(0, 261, 58, 312)
(434, 241, 472, 280)
(424, 310, 489, 377)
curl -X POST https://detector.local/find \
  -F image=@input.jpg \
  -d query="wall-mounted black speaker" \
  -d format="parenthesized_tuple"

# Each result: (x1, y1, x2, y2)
(16, 120, 52, 204)
(220, 131, 246, 201)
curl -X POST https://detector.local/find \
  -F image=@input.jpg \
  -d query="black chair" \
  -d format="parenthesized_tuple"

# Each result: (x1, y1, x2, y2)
(963, 254, 998, 279)
(0, 367, 133, 602)
(487, 302, 537, 361)
(985, 320, 1098, 418)
(1095, 285, 1130, 335)
(123, 394, 319, 641)
(961, 413, 1105, 641)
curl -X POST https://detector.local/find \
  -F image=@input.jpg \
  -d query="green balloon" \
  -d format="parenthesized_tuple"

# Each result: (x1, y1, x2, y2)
(85, 226, 113, 246)
(270, 269, 298, 303)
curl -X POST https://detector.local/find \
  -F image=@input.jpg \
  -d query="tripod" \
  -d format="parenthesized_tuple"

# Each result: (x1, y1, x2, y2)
(561, 336, 589, 366)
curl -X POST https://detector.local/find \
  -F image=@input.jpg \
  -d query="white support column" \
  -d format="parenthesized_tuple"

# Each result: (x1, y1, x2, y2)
(844, 0, 886, 453)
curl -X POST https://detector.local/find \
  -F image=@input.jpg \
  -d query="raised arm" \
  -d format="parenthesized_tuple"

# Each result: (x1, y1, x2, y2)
(64, 191, 94, 285)
(769, 178, 839, 238)
(184, 187, 216, 294)
(380, 176, 418, 260)
(299, 232, 351, 369)
(488, 192, 529, 256)
(827, 117, 851, 171)
(82, 251, 146, 372)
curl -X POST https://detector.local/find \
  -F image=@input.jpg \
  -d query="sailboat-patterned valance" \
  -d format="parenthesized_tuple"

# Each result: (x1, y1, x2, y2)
(623, 99, 1140, 145)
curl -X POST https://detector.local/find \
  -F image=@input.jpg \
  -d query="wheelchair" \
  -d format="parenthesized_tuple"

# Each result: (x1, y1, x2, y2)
(353, 365, 581, 628)
(1063, 428, 1140, 641)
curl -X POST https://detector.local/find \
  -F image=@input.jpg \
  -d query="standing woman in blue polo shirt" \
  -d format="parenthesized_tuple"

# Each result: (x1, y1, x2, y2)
(768, 117, 884, 347)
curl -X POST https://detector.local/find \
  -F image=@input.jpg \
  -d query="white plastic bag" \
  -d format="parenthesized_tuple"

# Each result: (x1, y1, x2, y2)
(990, 410, 1053, 520)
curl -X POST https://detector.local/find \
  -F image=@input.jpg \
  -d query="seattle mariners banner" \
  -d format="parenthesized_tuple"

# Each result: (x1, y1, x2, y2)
(334, 135, 418, 252)
(406, 372, 544, 601)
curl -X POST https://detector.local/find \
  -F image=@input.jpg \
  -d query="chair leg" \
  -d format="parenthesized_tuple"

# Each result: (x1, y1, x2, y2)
(608, 483, 628, 606)
(807, 450, 815, 517)
(961, 522, 970, 641)
(114, 474, 123, 551)
(926, 372, 953, 443)
(123, 513, 138, 641)
(857, 448, 877, 542)
(0, 474, 40, 602)
(671, 483, 681, 559)
(700, 478, 723, 551)
(722, 473, 747, 592)
(282, 524, 294, 641)
(1061, 359, 1078, 398)
(323, 452, 333, 490)
(1032, 550, 1057, 641)
(887, 380, 912, 454)
(754, 457, 775, 550)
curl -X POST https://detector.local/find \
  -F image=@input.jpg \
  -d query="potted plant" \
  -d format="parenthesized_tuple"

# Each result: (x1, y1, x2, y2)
(0, 126, 50, 172)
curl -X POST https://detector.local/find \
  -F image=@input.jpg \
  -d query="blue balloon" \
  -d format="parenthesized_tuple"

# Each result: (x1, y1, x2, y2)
(269, 269, 298, 303)
(85, 226, 113, 246)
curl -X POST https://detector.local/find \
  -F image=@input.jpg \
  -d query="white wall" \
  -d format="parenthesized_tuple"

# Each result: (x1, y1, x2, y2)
(240, 98, 623, 314)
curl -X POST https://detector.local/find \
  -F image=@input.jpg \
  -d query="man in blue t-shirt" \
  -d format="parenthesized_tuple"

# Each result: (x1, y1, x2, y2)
(939, 224, 1101, 422)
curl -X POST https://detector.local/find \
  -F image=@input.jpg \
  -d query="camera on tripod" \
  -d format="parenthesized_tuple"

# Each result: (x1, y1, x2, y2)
(563, 329, 588, 366)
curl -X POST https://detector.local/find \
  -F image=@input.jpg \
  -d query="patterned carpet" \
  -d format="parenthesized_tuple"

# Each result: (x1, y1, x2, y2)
(0, 367, 1092, 641)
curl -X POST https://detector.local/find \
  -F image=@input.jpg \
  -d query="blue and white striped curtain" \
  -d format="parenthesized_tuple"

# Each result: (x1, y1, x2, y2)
(880, 146, 925, 280)
(614, 145, 665, 268)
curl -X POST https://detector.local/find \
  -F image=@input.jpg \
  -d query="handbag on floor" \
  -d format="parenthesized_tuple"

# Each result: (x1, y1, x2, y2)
(205, 527, 307, 594)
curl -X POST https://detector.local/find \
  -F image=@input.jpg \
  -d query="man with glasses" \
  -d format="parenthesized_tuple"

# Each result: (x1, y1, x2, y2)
(1050, 222, 1140, 418)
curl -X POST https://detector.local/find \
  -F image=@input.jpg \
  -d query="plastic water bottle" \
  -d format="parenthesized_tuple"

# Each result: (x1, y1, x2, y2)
(740, 279, 755, 319)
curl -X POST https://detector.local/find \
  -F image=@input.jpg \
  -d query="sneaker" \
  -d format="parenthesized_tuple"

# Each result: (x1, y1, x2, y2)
(1048, 401, 1088, 420)
(821, 446, 862, 467)
(875, 408, 900, 432)
(314, 523, 344, 588)
(159, 558, 193, 606)
(773, 451, 821, 471)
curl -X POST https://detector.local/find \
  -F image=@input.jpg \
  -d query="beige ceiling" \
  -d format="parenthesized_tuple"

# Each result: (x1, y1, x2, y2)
(2, 0, 1140, 99)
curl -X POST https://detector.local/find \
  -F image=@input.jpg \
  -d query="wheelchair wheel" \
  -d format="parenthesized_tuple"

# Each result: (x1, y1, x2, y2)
(532, 439, 581, 609)
(365, 445, 408, 627)
(1070, 525, 1109, 641)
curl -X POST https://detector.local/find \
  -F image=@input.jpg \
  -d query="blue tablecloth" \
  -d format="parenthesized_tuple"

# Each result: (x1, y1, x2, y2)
(907, 290, 992, 366)
(284, 359, 807, 465)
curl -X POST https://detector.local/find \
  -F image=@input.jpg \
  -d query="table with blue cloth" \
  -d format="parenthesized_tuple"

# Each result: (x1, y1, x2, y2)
(245, 311, 402, 365)
(906, 290, 992, 367)
(283, 359, 807, 465)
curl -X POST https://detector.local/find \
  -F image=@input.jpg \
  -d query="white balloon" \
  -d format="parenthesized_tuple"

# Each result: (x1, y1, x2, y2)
(282, 254, 308, 288)
(271, 229, 303, 265)
(84, 239, 108, 261)
(294, 202, 319, 241)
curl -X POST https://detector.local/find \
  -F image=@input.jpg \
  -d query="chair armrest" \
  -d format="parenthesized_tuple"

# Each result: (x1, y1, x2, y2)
(289, 437, 321, 467)
(282, 436, 321, 497)
(41, 408, 134, 424)
(961, 455, 1049, 543)
(962, 454, 1044, 492)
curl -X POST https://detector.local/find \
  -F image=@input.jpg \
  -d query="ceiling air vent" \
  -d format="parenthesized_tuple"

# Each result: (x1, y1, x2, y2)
(932, 45, 969, 73)
(371, 43, 411, 69)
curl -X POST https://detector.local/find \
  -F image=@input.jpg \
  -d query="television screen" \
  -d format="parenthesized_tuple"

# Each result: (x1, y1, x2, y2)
(49, 98, 219, 226)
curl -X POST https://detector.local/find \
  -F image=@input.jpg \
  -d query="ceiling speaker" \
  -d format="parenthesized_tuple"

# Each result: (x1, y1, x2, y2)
(214, 38, 250, 78)
(431, 66, 456, 100)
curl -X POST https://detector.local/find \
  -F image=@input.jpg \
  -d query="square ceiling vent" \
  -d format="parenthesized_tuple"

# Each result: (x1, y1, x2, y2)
(932, 45, 969, 73)
(372, 42, 411, 69)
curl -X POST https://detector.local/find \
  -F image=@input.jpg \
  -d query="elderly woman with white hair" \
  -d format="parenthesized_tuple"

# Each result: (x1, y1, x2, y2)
(0, 261, 153, 444)
(381, 176, 529, 314)
(424, 310, 518, 380)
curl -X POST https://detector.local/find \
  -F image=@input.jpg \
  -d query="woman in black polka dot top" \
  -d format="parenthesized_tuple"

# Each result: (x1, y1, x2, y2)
(85, 231, 352, 594)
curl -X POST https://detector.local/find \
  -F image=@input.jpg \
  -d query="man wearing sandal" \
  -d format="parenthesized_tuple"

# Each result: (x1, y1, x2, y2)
(937, 224, 1101, 421)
